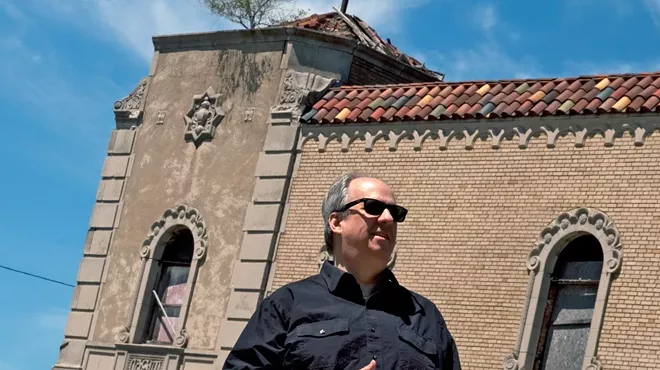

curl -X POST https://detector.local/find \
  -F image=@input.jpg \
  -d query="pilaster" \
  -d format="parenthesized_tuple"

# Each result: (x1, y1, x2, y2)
(52, 77, 148, 370)
(216, 68, 335, 358)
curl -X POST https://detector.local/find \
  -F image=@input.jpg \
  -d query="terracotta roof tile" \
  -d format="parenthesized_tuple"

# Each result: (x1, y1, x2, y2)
(611, 96, 631, 111)
(627, 96, 645, 112)
(304, 72, 660, 124)
(419, 94, 434, 107)
(415, 86, 430, 97)
(427, 86, 442, 97)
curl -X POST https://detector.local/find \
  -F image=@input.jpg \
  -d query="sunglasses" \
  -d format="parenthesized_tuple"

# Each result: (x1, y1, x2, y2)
(337, 198, 408, 223)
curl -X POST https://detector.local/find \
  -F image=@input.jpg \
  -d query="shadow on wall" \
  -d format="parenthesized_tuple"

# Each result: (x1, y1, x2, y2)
(216, 49, 274, 97)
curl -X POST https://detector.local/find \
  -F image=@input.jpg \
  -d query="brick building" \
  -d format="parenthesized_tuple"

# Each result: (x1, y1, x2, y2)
(53, 9, 660, 370)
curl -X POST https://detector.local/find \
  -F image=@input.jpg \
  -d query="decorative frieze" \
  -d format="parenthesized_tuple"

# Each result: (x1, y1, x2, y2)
(300, 115, 660, 152)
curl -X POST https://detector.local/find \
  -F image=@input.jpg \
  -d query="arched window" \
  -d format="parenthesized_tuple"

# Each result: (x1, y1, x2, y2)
(116, 205, 208, 348)
(144, 227, 194, 344)
(534, 234, 603, 370)
(504, 208, 622, 370)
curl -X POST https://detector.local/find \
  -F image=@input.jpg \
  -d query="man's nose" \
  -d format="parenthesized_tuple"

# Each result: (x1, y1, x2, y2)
(378, 208, 394, 223)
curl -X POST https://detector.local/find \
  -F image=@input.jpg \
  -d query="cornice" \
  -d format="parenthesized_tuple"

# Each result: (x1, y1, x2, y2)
(299, 113, 660, 152)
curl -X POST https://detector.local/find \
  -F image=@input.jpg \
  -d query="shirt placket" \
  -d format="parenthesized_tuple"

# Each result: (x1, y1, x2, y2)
(364, 306, 382, 368)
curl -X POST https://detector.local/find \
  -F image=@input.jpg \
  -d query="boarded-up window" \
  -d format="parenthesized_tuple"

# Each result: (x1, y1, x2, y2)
(145, 228, 194, 344)
(534, 234, 603, 370)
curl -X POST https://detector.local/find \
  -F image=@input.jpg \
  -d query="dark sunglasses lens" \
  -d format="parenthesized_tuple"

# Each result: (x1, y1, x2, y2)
(364, 199, 406, 222)
(363, 199, 386, 216)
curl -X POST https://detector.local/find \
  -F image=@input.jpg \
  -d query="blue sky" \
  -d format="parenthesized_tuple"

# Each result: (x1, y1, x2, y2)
(1, 0, 659, 369)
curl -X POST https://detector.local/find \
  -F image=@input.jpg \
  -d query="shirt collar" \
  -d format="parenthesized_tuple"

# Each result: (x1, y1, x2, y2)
(320, 260, 400, 293)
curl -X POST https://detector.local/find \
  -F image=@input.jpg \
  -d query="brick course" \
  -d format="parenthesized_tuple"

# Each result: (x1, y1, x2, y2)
(347, 57, 426, 85)
(273, 129, 660, 369)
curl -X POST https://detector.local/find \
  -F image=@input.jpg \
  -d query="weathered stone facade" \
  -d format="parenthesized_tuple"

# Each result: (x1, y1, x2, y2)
(52, 18, 438, 370)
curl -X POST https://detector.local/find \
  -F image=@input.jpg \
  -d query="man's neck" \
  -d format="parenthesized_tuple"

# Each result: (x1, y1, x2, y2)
(334, 259, 382, 285)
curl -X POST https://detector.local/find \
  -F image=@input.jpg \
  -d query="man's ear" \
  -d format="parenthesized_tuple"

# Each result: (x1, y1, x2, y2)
(328, 212, 342, 234)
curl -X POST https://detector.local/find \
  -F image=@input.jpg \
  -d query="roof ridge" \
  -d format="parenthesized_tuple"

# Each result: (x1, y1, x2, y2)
(327, 71, 660, 91)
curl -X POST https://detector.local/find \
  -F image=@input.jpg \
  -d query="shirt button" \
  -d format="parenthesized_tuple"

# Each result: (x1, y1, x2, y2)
(370, 328, 375, 332)
(319, 329, 325, 335)
(373, 354, 378, 360)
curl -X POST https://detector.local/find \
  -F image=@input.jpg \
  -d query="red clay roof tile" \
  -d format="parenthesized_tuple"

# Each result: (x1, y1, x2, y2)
(304, 72, 660, 124)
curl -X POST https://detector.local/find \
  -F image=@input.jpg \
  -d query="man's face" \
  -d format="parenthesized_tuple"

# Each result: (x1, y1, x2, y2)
(337, 178, 398, 266)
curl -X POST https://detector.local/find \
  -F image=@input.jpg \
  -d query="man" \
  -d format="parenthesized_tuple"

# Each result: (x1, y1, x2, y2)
(223, 172, 461, 369)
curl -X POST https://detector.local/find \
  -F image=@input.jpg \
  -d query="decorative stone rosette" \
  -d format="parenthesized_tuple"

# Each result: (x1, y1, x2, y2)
(183, 86, 224, 146)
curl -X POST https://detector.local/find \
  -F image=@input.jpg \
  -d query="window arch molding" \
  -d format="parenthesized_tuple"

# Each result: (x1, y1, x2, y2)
(504, 207, 622, 370)
(116, 205, 208, 348)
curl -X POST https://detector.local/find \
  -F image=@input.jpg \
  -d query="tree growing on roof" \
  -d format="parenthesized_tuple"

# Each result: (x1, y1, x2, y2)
(201, 0, 309, 29)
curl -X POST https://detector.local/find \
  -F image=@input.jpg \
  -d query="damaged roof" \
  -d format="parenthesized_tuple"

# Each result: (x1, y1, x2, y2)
(284, 11, 443, 80)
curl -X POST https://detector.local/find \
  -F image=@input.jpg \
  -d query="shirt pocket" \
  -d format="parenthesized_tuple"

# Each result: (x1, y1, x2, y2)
(285, 318, 355, 369)
(396, 327, 438, 369)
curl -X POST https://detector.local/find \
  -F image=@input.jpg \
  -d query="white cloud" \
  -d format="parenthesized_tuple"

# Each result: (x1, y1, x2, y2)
(475, 3, 496, 31)
(430, 45, 541, 81)
(0, 360, 18, 370)
(562, 59, 660, 76)
(15, 0, 429, 63)
(644, 0, 660, 28)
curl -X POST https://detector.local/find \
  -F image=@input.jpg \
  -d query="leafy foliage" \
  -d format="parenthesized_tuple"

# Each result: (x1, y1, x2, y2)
(201, 0, 309, 29)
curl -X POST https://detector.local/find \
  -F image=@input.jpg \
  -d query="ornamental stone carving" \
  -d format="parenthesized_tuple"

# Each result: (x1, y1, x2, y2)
(503, 353, 519, 370)
(124, 354, 164, 370)
(114, 78, 149, 120)
(526, 207, 622, 274)
(585, 357, 603, 370)
(274, 69, 336, 118)
(299, 115, 660, 152)
(183, 86, 224, 146)
(142, 205, 208, 261)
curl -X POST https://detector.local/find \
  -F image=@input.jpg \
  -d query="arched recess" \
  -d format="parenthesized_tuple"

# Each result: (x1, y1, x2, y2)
(504, 208, 622, 370)
(116, 205, 208, 348)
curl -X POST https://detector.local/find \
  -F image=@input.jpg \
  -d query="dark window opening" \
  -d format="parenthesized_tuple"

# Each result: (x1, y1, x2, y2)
(534, 234, 603, 370)
(145, 227, 194, 345)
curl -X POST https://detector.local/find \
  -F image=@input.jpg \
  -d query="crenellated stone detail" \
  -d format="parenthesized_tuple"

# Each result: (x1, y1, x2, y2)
(300, 116, 660, 152)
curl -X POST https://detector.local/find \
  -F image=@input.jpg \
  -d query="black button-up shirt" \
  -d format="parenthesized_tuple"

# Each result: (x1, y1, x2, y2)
(223, 261, 461, 369)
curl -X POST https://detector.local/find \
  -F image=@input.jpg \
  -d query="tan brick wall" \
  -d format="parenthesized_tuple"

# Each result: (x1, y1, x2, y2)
(273, 129, 660, 369)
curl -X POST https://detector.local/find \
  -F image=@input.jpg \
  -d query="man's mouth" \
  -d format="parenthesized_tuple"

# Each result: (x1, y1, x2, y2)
(373, 232, 389, 240)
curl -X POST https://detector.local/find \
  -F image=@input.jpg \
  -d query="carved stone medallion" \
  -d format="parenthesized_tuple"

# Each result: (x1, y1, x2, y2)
(183, 86, 224, 146)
